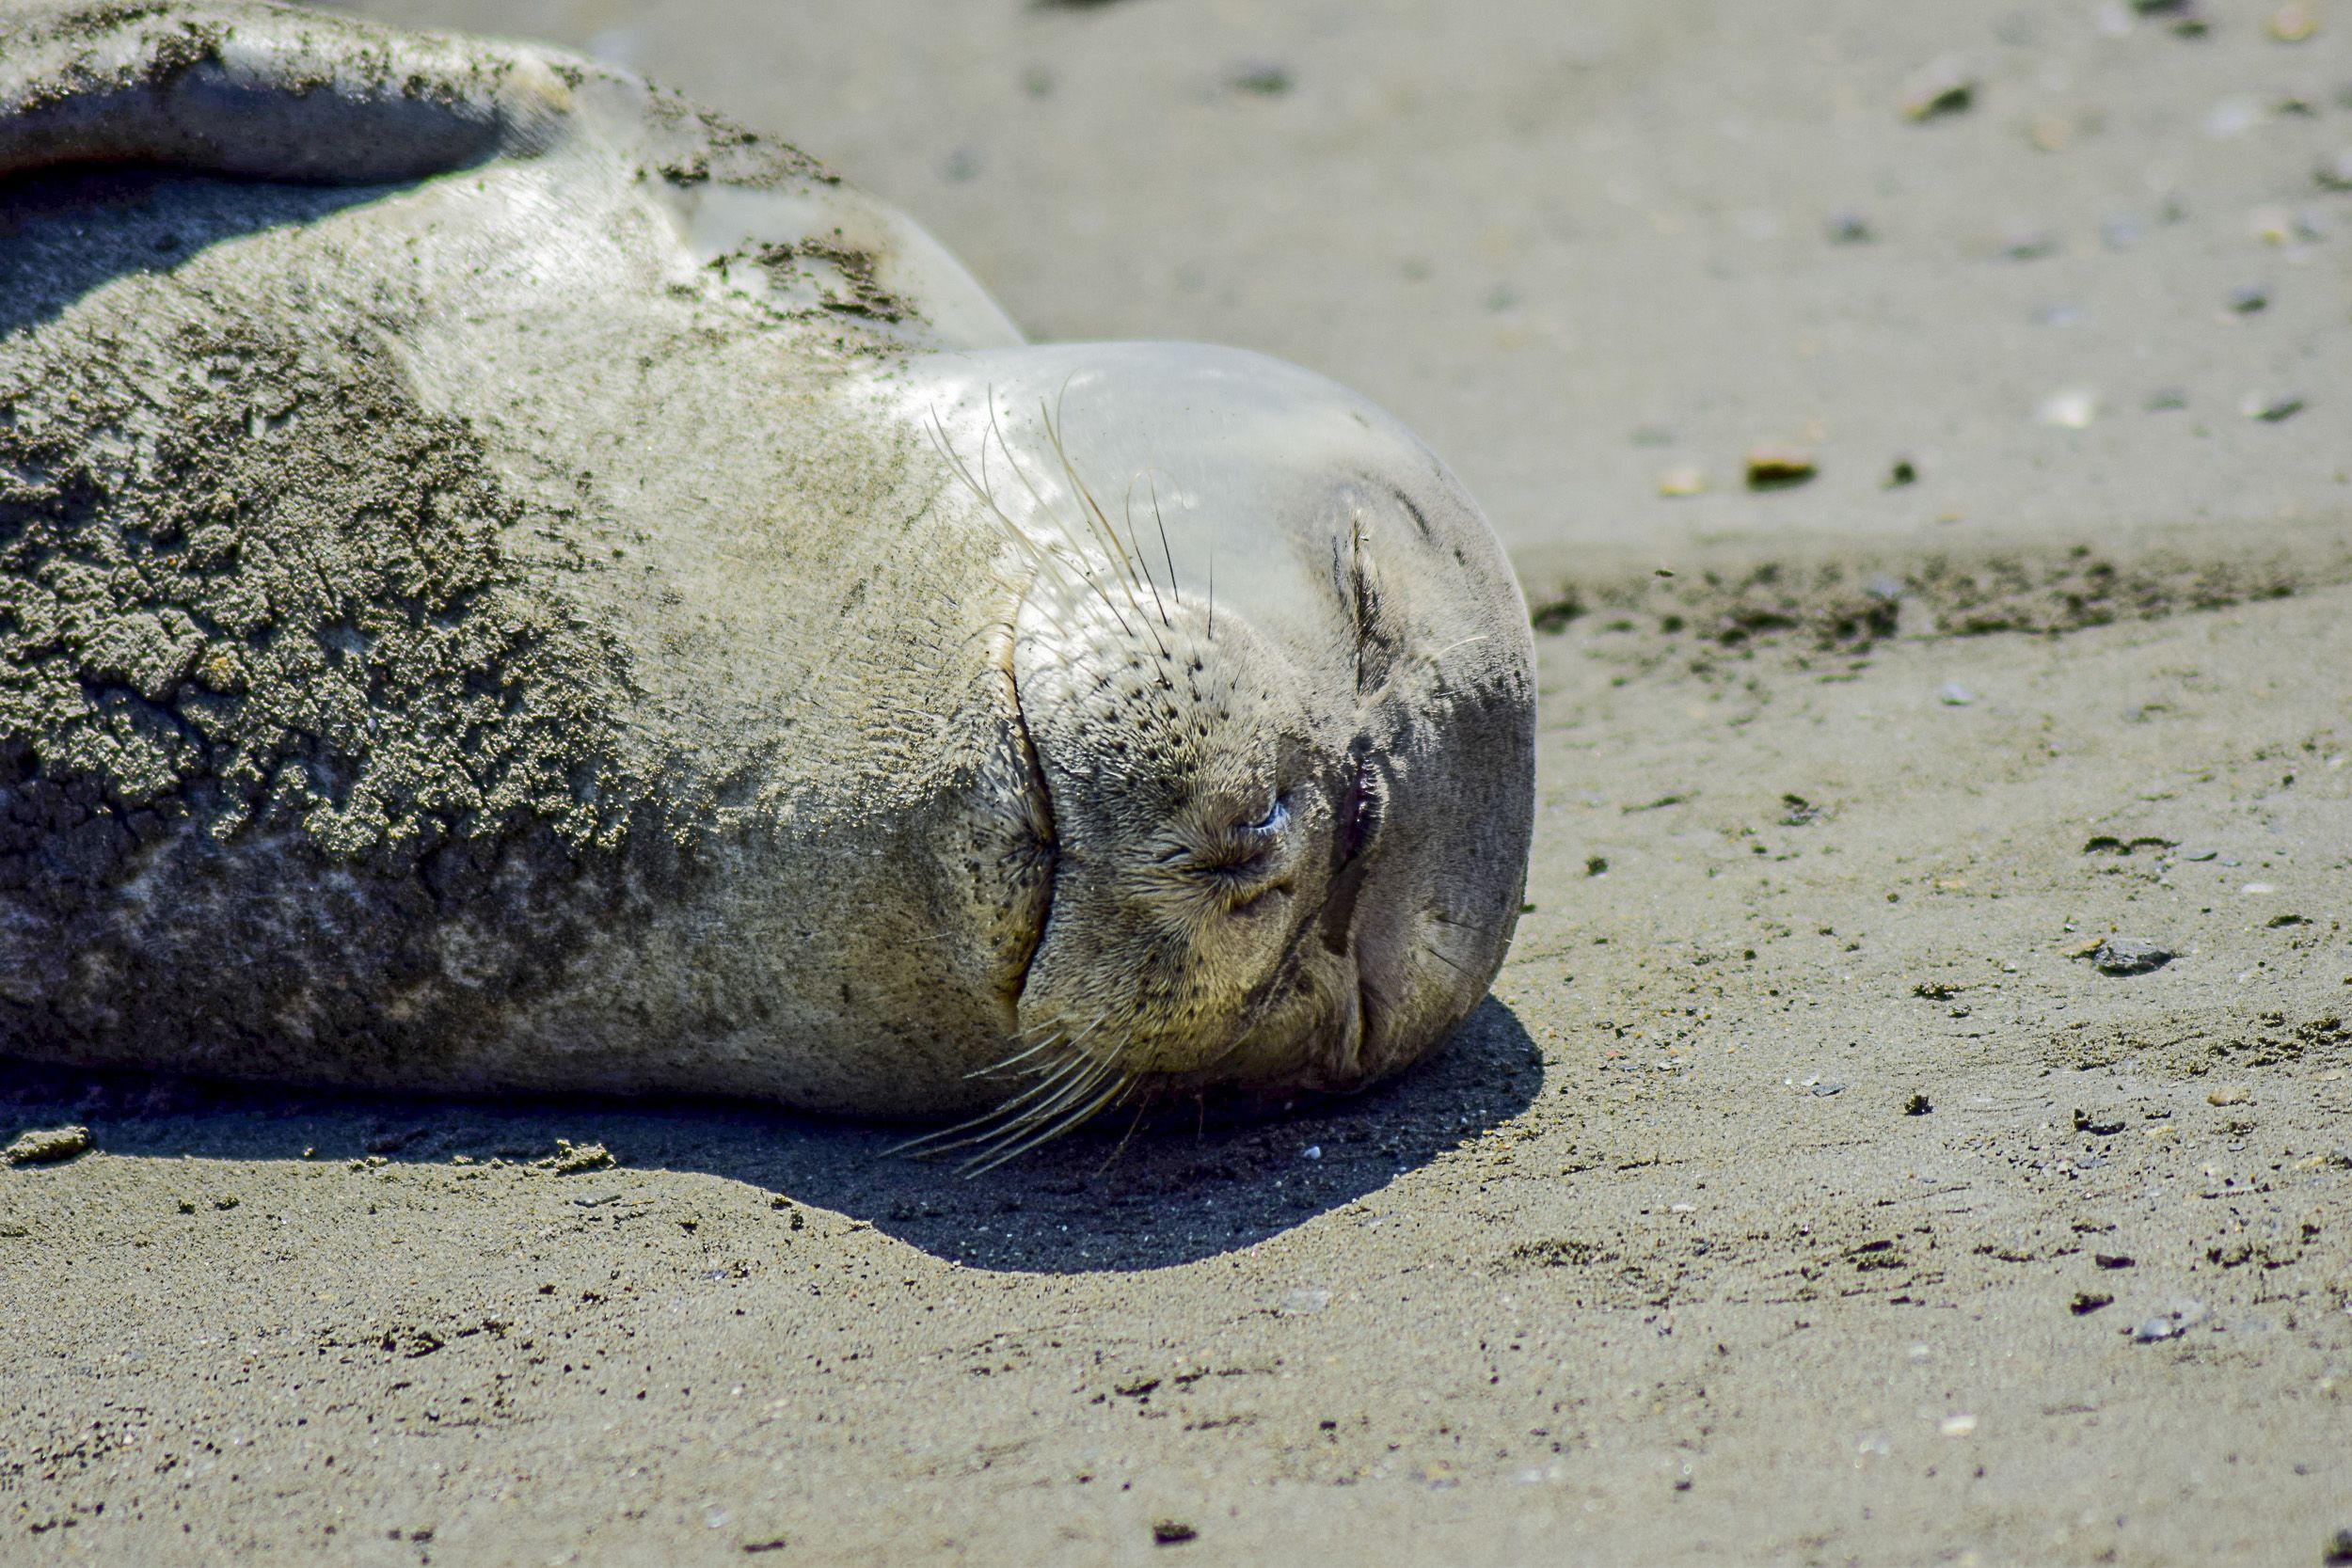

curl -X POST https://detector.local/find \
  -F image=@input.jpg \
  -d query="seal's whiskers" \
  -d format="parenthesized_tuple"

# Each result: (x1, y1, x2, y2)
(890, 1003, 1142, 1170)
(961, 1061, 1136, 1177)
(984, 395, 1136, 632)
(1037, 392, 1168, 657)
(889, 1042, 1098, 1159)
(928, 405, 1133, 643)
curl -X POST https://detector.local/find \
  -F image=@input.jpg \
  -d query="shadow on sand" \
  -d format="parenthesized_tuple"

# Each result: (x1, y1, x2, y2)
(0, 999, 1542, 1275)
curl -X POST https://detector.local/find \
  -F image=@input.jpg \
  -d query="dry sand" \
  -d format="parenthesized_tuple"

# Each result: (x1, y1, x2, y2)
(6, 1, 2350, 1562)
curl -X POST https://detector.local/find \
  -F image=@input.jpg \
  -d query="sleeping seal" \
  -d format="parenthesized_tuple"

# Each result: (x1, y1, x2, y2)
(0, 2, 1534, 1161)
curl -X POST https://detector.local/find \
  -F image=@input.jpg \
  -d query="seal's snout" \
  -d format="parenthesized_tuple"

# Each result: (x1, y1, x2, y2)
(1007, 584, 1320, 1079)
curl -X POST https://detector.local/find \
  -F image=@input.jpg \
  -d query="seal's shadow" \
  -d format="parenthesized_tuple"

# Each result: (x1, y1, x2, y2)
(0, 166, 398, 337)
(787, 999, 1543, 1270)
(0, 1000, 1540, 1274)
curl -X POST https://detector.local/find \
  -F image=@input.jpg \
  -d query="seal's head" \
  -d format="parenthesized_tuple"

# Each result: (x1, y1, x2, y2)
(913, 343, 1534, 1155)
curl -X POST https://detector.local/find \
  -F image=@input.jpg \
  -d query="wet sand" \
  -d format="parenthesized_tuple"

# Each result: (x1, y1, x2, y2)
(6, 2, 2349, 1562)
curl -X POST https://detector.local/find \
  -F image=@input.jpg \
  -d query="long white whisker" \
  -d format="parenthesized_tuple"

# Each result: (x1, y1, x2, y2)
(948, 1053, 1111, 1168)
(890, 1047, 1095, 1157)
(1428, 633, 1492, 662)
(965, 1030, 1066, 1079)
(962, 1067, 1134, 1176)
(1145, 471, 1182, 608)
(1062, 464, 1164, 655)
(1041, 392, 1168, 657)
(1091, 1083, 1152, 1178)
(1120, 472, 1171, 629)
(1045, 378, 1147, 594)
(990, 393, 1138, 641)
(930, 405, 1107, 647)
(1206, 515, 1217, 641)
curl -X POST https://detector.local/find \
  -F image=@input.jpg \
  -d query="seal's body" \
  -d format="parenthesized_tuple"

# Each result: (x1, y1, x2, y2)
(0, 3, 1534, 1145)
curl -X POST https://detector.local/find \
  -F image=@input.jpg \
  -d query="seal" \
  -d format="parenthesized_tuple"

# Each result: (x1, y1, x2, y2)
(0, 2, 1534, 1161)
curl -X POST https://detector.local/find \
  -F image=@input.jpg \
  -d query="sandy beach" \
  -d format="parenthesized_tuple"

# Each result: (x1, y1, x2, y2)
(6, 2, 2349, 1562)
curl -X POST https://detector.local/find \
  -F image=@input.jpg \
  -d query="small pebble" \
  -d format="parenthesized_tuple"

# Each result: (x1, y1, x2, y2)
(2242, 392, 2305, 421)
(2037, 388, 2100, 428)
(2228, 284, 2271, 313)
(3, 1125, 90, 1166)
(1743, 446, 1818, 490)
(2091, 938, 2174, 975)
(2071, 1291, 2115, 1315)
(2028, 114, 2074, 153)
(1824, 212, 1874, 245)
(2207, 97, 2260, 138)
(2131, 1299, 2209, 1342)
(2318, 150, 2352, 192)
(2206, 1085, 2251, 1106)
(1939, 682, 1975, 706)
(2268, 0, 2321, 41)
(1226, 62, 1292, 97)
(1884, 459, 1918, 488)
(1152, 1520, 1199, 1546)
(1899, 57, 1978, 121)
(2003, 229, 2061, 261)
(1903, 1093, 1932, 1117)
(1657, 466, 1708, 499)
(1938, 1413, 1978, 1437)
(2249, 207, 2297, 245)
(2324, 1526, 2352, 1566)
(539, 1139, 615, 1175)
(1810, 1081, 1847, 1098)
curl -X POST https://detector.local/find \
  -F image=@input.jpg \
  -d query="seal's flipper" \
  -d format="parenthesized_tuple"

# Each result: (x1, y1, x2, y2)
(0, 0, 1021, 348)
(0, 1, 577, 182)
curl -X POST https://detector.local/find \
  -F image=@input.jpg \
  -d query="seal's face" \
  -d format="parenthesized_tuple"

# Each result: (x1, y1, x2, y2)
(919, 343, 1535, 1145)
